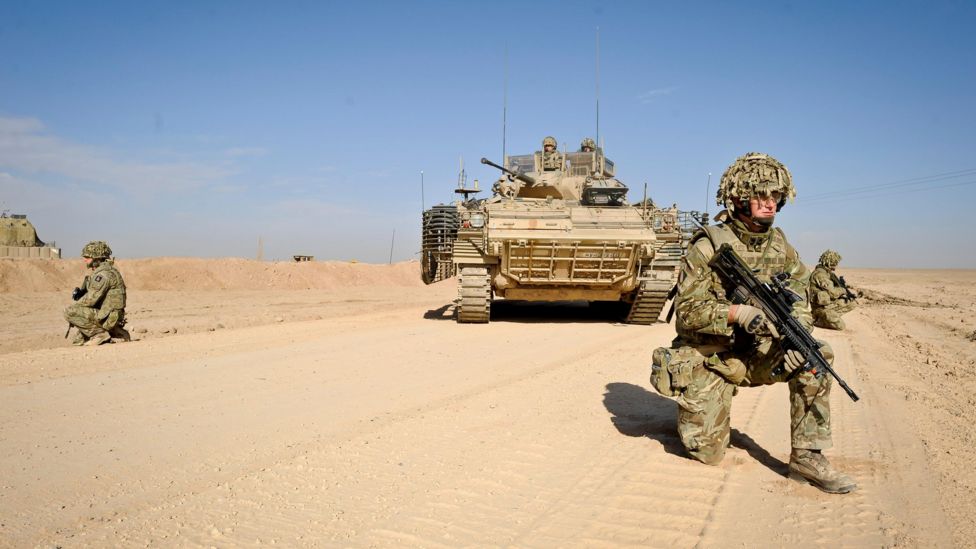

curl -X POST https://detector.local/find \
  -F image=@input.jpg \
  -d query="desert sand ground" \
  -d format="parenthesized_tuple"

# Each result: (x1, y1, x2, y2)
(1, 258, 974, 548)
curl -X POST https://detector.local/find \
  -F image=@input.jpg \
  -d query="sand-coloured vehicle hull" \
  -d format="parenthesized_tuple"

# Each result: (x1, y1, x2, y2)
(421, 143, 685, 324)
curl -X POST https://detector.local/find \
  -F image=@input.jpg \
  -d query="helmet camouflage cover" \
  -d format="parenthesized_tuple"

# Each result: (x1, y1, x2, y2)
(81, 240, 113, 259)
(543, 135, 557, 148)
(580, 137, 596, 150)
(717, 152, 796, 211)
(819, 249, 842, 267)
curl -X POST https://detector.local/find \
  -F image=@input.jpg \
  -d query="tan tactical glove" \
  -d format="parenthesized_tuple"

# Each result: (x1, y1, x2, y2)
(707, 355, 747, 385)
(730, 304, 779, 337)
(783, 349, 807, 374)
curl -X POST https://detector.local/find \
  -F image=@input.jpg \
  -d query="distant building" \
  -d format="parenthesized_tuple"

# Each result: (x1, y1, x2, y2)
(0, 213, 61, 259)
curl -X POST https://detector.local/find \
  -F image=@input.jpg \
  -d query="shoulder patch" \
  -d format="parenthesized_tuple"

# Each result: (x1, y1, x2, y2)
(94, 274, 103, 283)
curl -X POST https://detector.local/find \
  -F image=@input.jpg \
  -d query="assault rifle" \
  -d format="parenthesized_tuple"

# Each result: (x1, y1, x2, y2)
(835, 274, 857, 301)
(708, 243, 860, 402)
(72, 275, 89, 301)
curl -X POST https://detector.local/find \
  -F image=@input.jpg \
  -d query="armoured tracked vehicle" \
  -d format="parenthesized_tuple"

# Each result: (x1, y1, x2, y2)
(420, 141, 683, 324)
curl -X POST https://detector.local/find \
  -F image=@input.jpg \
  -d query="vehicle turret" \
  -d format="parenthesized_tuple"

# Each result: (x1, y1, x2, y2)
(420, 137, 686, 325)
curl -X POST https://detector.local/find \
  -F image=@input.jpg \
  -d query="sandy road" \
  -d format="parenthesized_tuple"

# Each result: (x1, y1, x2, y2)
(0, 280, 962, 547)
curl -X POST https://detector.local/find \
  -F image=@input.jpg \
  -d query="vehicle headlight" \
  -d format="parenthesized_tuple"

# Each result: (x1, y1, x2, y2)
(469, 213, 485, 228)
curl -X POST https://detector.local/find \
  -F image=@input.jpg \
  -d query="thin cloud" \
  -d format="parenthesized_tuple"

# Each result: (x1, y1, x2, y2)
(267, 174, 334, 190)
(364, 168, 393, 178)
(223, 147, 268, 158)
(0, 115, 235, 193)
(212, 184, 248, 194)
(637, 86, 678, 104)
(268, 197, 367, 220)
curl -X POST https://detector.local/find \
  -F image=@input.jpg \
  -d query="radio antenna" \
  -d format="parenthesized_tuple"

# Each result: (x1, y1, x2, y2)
(502, 43, 508, 164)
(595, 27, 600, 146)
(704, 172, 713, 218)
(458, 155, 467, 189)
(642, 181, 649, 221)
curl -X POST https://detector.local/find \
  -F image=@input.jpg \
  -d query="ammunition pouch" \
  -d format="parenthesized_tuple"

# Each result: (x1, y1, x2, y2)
(650, 346, 703, 397)
(652, 344, 748, 398)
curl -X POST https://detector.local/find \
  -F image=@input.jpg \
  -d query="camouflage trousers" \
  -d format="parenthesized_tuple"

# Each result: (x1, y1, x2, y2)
(63, 304, 123, 338)
(812, 302, 855, 330)
(676, 339, 834, 465)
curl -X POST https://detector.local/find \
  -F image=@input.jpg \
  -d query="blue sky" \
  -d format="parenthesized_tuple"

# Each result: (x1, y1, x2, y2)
(2, 1, 974, 267)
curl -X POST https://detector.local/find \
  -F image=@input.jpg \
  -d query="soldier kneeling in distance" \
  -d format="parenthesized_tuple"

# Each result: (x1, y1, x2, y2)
(64, 240, 130, 346)
(809, 250, 857, 330)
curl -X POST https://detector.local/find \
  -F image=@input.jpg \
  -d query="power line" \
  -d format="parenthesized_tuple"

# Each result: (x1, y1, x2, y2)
(798, 167, 976, 202)
(796, 178, 976, 207)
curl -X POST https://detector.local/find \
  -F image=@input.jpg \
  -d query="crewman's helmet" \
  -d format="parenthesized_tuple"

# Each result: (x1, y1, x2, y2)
(543, 136, 557, 149)
(819, 249, 842, 268)
(717, 152, 796, 212)
(580, 137, 596, 151)
(81, 240, 112, 259)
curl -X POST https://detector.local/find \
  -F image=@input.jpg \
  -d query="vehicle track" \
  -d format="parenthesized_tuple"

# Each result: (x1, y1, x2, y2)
(0, 294, 956, 547)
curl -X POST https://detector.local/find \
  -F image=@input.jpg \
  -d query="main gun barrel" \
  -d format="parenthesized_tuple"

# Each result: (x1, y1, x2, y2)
(481, 157, 536, 186)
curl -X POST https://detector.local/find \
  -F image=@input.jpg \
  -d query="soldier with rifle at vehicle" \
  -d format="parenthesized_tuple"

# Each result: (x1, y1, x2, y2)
(650, 152, 857, 494)
(540, 136, 563, 171)
(810, 250, 858, 330)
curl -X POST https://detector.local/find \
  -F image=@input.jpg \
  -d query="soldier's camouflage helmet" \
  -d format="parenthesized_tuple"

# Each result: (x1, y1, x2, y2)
(543, 136, 557, 148)
(81, 240, 112, 259)
(717, 152, 796, 212)
(580, 137, 596, 151)
(819, 249, 842, 267)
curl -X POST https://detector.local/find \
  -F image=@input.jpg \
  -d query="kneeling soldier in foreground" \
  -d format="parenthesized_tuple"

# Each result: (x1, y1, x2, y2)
(651, 152, 856, 494)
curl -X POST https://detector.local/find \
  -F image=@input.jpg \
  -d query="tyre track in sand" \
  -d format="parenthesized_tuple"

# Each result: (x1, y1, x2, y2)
(698, 321, 952, 548)
(29, 319, 782, 548)
(1, 295, 956, 547)
(2, 302, 678, 547)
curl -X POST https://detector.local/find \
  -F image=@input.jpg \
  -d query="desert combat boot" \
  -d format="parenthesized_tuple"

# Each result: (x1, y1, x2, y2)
(789, 449, 857, 494)
(85, 331, 112, 346)
(110, 325, 131, 342)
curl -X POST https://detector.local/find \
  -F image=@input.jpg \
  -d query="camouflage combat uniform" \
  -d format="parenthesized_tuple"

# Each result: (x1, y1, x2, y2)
(810, 262, 856, 330)
(665, 220, 833, 464)
(64, 241, 128, 345)
(652, 153, 854, 493)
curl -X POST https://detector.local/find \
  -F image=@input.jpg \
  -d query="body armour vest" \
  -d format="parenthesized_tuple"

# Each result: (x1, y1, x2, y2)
(674, 220, 808, 348)
(698, 222, 796, 281)
(93, 262, 127, 321)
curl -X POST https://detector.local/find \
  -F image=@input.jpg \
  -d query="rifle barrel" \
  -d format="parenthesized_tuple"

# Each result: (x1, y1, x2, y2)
(709, 244, 859, 402)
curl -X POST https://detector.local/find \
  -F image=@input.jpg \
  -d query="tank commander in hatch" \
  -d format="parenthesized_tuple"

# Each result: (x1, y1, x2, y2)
(579, 137, 596, 152)
(650, 152, 856, 495)
(541, 135, 564, 171)
(809, 250, 857, 330)
(64, 240, 130, 346)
